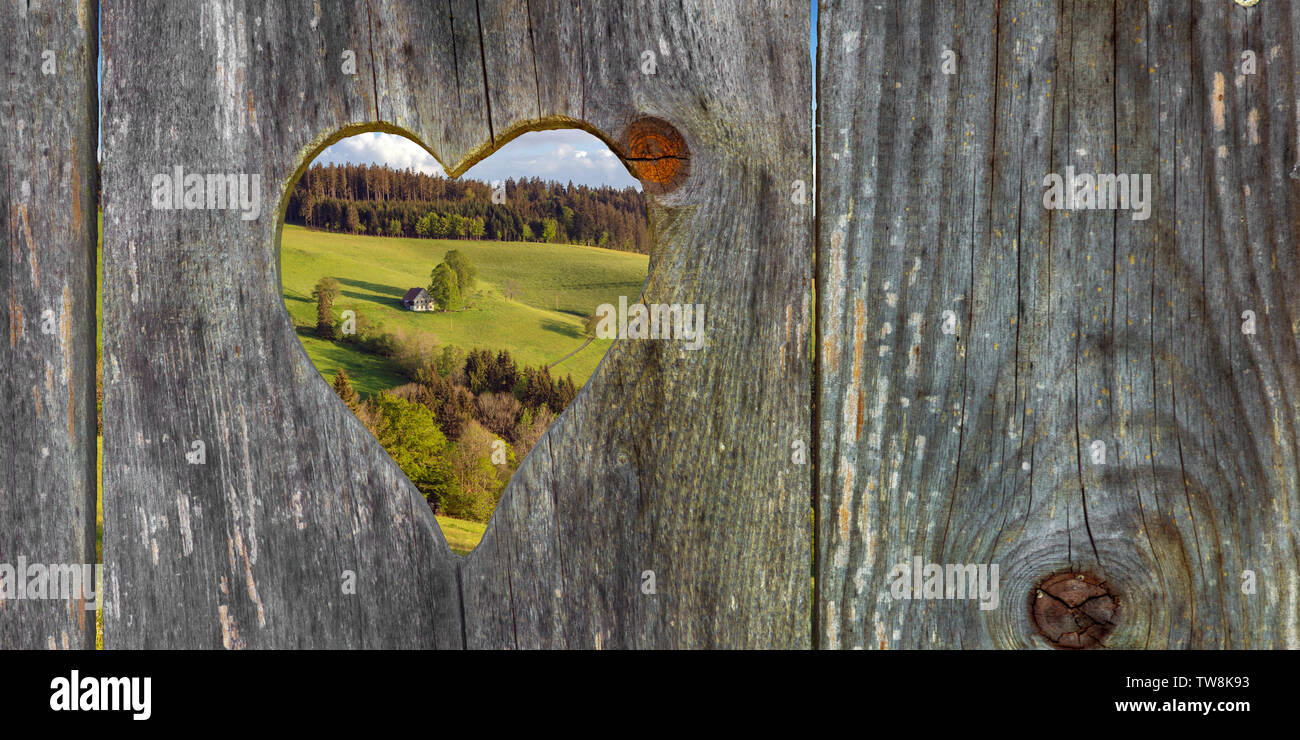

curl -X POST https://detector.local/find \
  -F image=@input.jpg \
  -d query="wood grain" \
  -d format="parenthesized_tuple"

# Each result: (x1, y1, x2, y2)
(101, 0, 811, 649)
(818, 0, 1300, 649)
(0, 0, 98, 650)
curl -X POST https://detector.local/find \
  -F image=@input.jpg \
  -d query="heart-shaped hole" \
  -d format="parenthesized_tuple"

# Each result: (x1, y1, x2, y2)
(279, 128, 649, 556)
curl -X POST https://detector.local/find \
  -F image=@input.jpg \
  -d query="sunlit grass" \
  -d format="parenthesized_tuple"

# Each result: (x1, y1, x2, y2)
(280, 225, 648, 391)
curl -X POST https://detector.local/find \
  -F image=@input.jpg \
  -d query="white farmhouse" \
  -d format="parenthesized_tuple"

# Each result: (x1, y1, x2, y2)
(402, 287, 435, 311)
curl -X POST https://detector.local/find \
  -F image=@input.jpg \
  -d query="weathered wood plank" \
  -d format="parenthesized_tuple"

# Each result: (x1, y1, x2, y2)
(101, 0, 460, 650)
(524, 0, 585, 122)
(818, 0, 1300, 649)
(370, 0, 489, 164)
(103, 0, 811, 648)
(0, 0, 98, 649)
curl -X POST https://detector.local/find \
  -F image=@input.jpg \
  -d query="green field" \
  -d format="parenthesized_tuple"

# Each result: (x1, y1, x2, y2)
(436, 516, 488, 556)
(279, 225, 649, 395)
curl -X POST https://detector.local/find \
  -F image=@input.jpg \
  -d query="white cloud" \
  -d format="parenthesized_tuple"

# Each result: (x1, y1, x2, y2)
(315, 132, 446, 176)
(313, 129, 641, 190)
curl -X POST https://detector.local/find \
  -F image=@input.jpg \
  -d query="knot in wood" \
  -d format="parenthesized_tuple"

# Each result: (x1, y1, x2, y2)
(622, 117, 689, 194)
(1031, 572, 1119, 649)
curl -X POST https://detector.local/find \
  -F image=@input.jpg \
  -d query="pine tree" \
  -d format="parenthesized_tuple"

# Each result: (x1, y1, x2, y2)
(285, 161, 652, 251)
(331, 369, 360, 410)
(300, 192, 315, 227)
(312, 277, 341, 339)
(344, 202, 361, 233)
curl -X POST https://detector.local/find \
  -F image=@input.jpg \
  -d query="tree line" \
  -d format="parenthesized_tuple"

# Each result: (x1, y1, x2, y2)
(286, 163, 650, 253)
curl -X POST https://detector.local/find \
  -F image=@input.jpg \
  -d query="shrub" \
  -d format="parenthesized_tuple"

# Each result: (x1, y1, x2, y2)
(392, 329, 442, 379)
(442, 420, 507, 522)
(475, 391, 523, 442)
(360, 392, 460, 509)
(512, 405, 555, 461)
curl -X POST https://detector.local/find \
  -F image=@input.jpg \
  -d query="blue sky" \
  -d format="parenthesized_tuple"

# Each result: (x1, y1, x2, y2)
(317, 129, 644, 189)
(99, 2, 817, 188)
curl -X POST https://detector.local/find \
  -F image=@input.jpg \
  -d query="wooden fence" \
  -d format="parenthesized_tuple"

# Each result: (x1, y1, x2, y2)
(0, 0, 1295, 649)
(819, 0, 1300, 648)
(1, 0, 98, 650)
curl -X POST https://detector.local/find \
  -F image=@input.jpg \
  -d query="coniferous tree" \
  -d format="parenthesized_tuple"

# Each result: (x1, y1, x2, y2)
(286, 162, 650, 253)
(312, 277, 341, 339)
(332, 368, 360, 410)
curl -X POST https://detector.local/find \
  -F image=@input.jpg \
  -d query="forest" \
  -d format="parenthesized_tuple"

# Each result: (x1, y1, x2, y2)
(285, 162, 651, 253)
(329, 331, 578, 523)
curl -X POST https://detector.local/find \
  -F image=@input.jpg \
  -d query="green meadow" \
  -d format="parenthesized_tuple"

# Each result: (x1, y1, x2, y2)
(279, 225, 649, 396)
(435, 516, 488, 557)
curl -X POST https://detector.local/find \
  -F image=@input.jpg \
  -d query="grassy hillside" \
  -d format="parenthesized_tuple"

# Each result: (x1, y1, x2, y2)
(295, 333, 408, 398)
(96, 221, 649, 395)
(279, 225, 648, 395)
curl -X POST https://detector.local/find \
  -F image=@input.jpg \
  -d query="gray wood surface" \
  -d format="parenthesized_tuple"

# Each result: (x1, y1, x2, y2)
(0, 0, 98, 650)
(18, 0, 1296, 652)
(101, 0, 811, 648)
(818, 0, 1300, 648)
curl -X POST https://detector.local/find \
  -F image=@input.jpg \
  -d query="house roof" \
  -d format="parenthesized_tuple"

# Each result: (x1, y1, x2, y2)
(402, 287, 429, 301)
